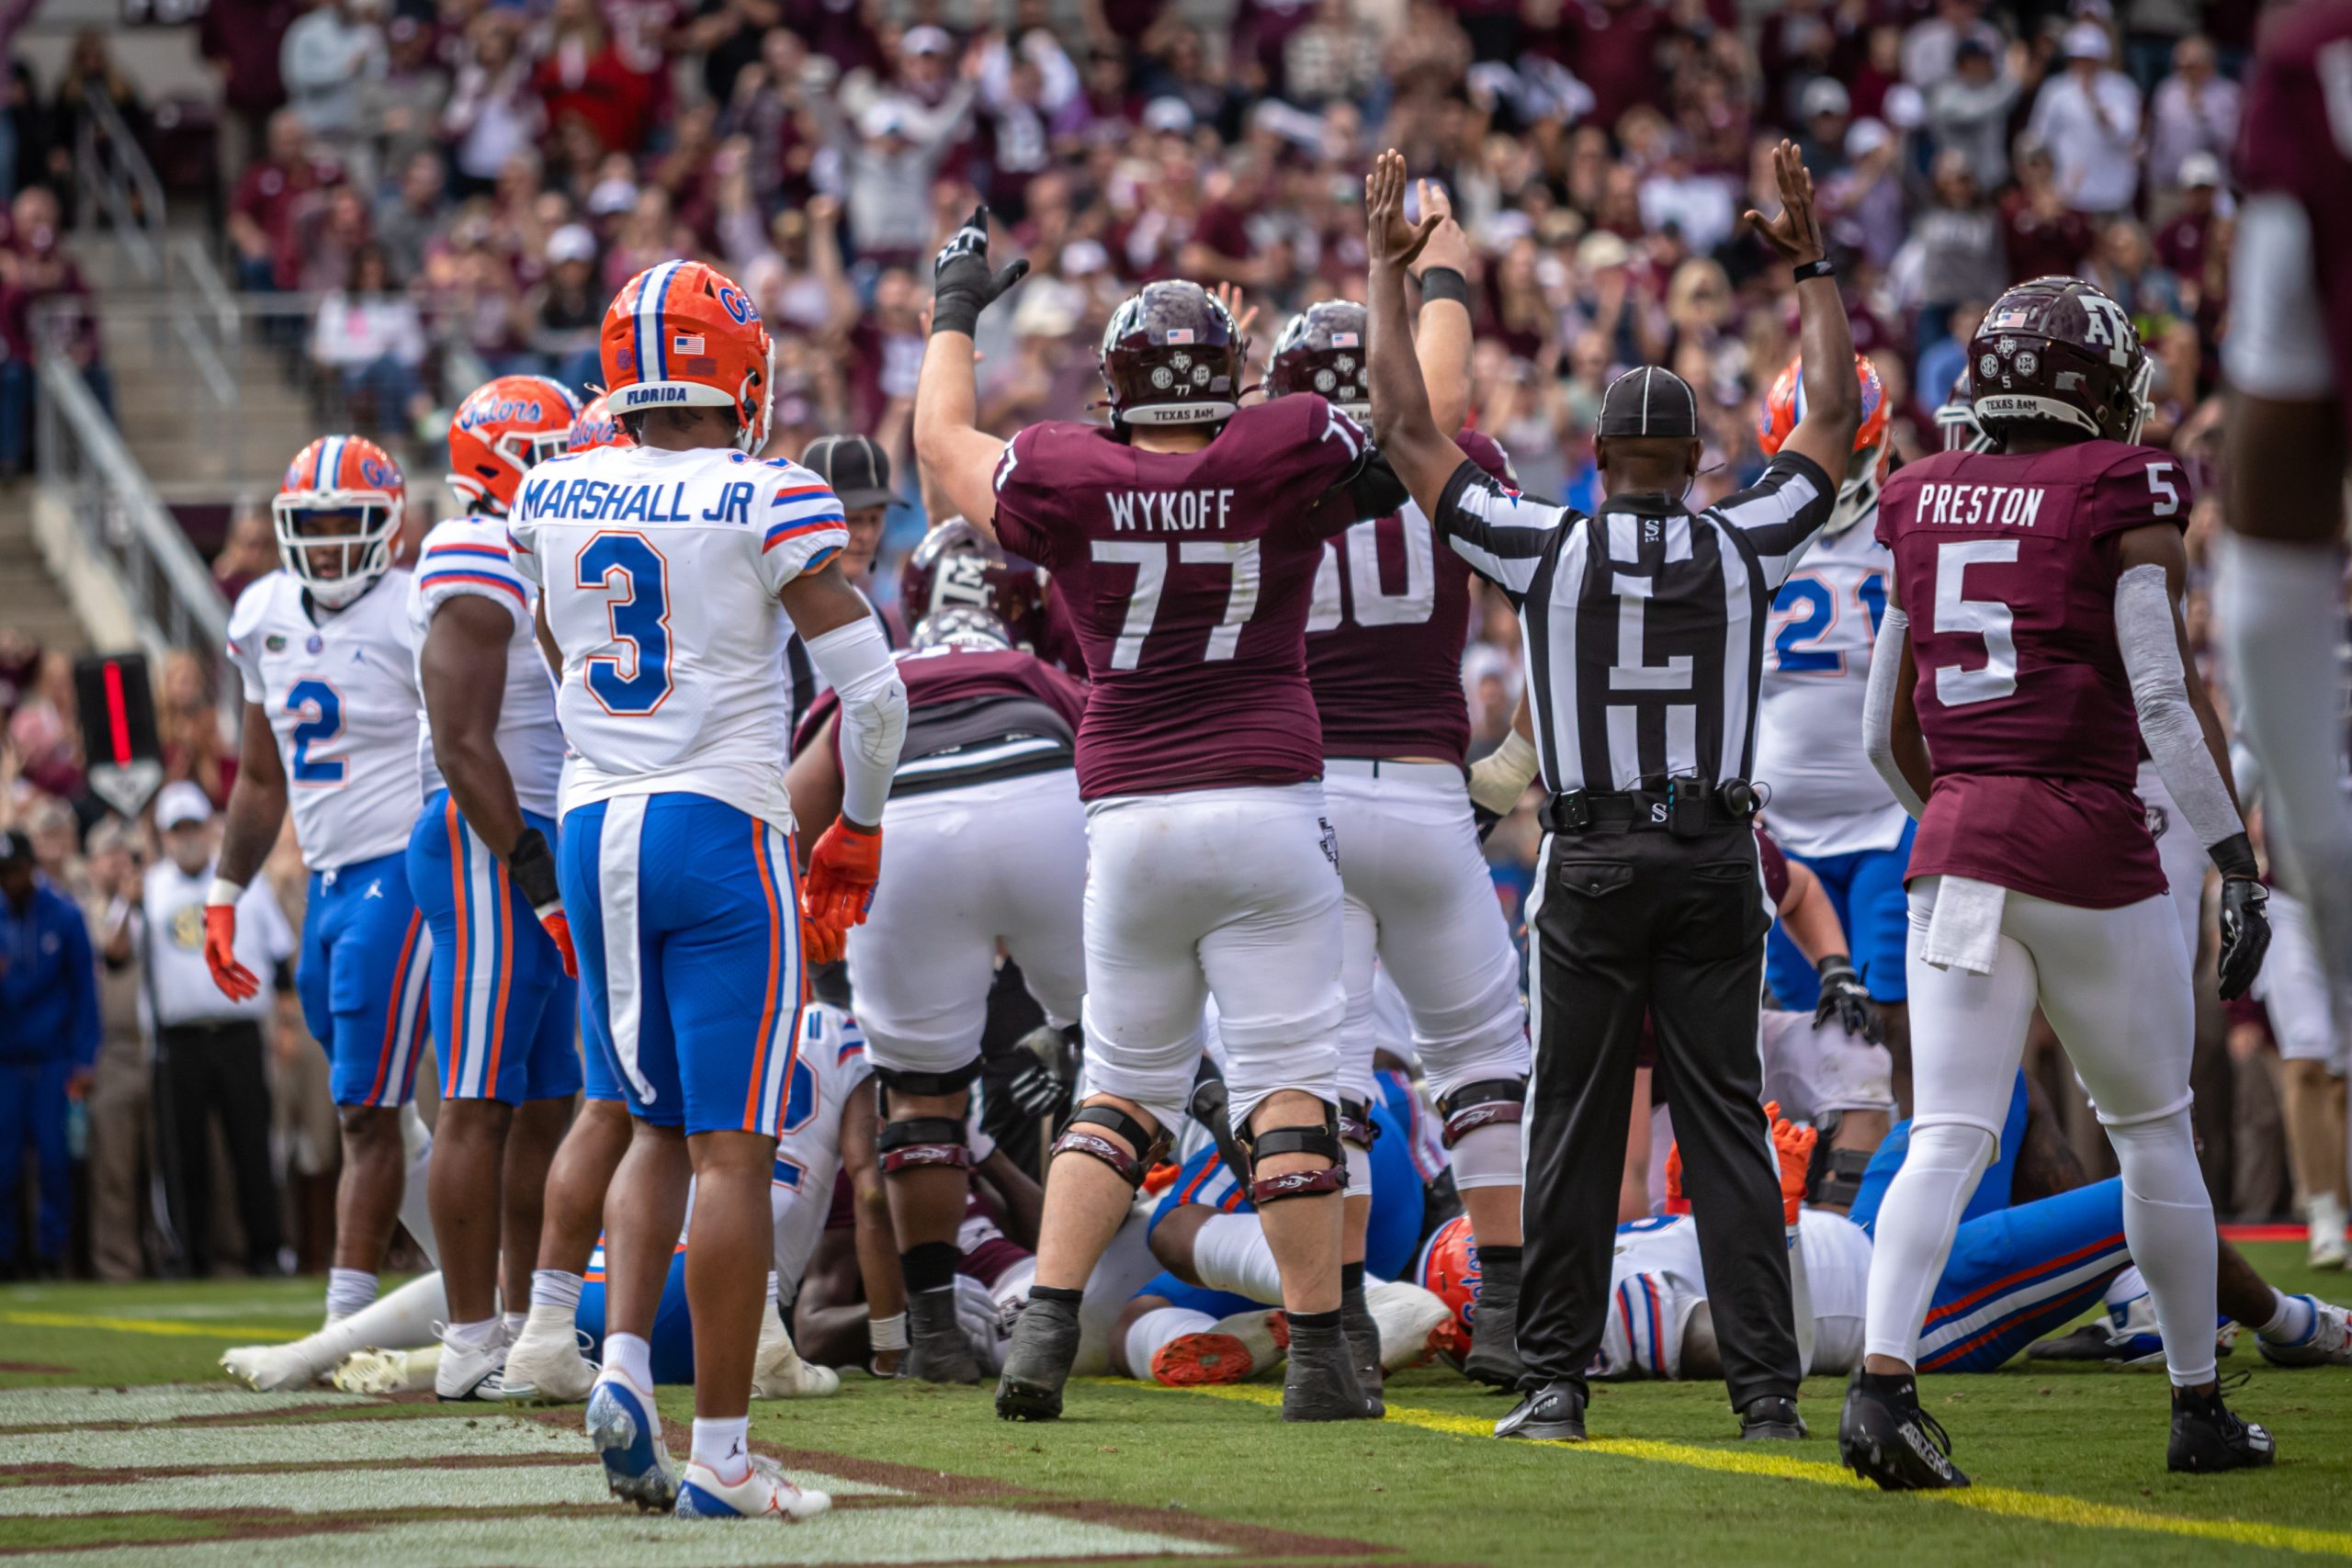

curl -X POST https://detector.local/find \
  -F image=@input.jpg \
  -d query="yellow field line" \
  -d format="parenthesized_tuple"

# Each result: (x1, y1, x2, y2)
(0, 1311, 303, 1341)
(1135, 1382, 2352, 1559)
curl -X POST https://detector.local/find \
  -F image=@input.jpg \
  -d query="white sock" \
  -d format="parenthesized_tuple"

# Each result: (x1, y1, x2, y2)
(531, 1269, 584, 1313)
(690, 1416, 750, 1481)
(601, 1331, 653, 1393)
(300, 1270, 448, 1373)
(1124, 1306, 1215, 1380)
(1190, 1213, 1284, 1306)
(325, 1269, 379, 1323)
(2258, 1288, 2318, 1345)
(503, 1311, 527, 1342)
(445, 1316, 501, 1351)
(766, 1270, 780, 1304)
(399, 1107, 439, 1269)
(2105, 1266, 2147, 1312)
(1860, 1122, 1994, 1364)
(2108, 1107, 2220, 1387)
(1449, 1121, 1522, 1190)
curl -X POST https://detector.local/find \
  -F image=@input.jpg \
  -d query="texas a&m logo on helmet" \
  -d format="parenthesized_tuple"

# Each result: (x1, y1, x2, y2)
(1967, 275, 2152, 446)
(601, 260, 775, 453)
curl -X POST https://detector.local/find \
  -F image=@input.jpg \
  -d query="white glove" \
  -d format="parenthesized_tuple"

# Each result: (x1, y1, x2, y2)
(955, 1274, 1010, 1374)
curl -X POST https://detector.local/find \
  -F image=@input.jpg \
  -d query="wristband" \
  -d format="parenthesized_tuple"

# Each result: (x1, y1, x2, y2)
(1418, 266, 1469, 306)
(1815, 953, 1855, 979)
(1792, 258, 1835, 284)
(507, 827, 562, 917)
(206, 876, 246, 908)
(930, 293, 982, 338)
(2209, 831, 2259, 882)
(869, 1312, 910, 1352)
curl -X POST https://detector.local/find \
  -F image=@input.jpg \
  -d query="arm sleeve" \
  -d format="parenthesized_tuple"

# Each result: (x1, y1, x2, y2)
(1711, 450, 1838, 590)
(224, 581, 270, 705)
(758, 468, 853, 594)
(2115, 563, 2245, 852)
(416, 521, 528, 629)
(1427, 459, 1575, 605)
(803, 617, 907, 827)
(1860, 604, 1926, 819)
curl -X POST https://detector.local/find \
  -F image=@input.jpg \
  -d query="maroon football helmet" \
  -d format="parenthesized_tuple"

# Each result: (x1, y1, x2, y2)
(899, 518, 1046, 648)
(1098, 281, 1243, 427)
(1266, 300, 1370, 418)
(1967, 276, 2152, 445)
(1934, 368, 1994, 454)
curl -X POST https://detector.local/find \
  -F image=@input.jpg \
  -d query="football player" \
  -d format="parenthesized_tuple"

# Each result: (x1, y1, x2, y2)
(785, 593, 1088, 1383)
(2220, 2, 2352, 1062)
(915, 209, 1410, 1423)
(210, 435, 437, 1345)
(1854, 276, 2273, 1486)
(406, 375, 584, 1401)
(1272, 266, 1534, 1393)
(509, 259, 904, 1522)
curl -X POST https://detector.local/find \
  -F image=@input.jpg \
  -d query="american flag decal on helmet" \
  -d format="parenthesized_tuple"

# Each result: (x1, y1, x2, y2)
(1165, 328, 1193, 344)
(673, 333, 706, 355)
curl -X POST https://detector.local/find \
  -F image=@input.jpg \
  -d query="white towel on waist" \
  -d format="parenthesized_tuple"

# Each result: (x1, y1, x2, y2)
(1920, 875, 2007, 976)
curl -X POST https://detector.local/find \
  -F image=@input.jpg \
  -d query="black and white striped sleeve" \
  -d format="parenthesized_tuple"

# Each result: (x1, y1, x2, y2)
(1429, 458, 1577, 604)
(1709, 450, 1836, 591)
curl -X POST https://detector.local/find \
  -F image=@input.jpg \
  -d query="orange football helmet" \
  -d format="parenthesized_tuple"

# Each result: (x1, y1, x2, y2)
(1758, 352, 1891, 536)
(1416, 1213, 1482, 1369)
(274, 435, 406, 608)
(447, 374, 581, 514)
(601, 259, 775, 453)
(567, 391, 635, 454)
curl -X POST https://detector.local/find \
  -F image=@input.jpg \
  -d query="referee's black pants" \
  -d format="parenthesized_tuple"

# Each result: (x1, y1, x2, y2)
(1519, 821, 1801, 1408)
(154, 1021, 280, 1276)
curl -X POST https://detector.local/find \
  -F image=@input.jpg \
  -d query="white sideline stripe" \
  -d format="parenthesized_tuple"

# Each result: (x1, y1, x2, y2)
(0, 1507, 1228, 1565)
(0, 1416, 576, 1470)
(0, 1386, 374, 1427)
(0, 1466, 893, 1516)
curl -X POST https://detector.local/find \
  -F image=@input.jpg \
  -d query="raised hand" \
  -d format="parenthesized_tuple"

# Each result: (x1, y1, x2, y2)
(1365, 149, 1442, 275)
(1211, 279, 1260, 344)
(1410, 178, 1473, 278)
(930, 204, 1029, 336)
(1742, 139, 1827, 267)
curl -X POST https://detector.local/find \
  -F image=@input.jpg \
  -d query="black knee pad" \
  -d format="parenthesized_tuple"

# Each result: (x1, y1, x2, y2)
(1437, 1077, 1527, 1148)
(1806, 1125, 1875, 1212)
(1337, 1097, 1381, 1151)
(873, 1057, 985, 1100)
(1244, 1106, 1347, 1204)
(877, 1116, 970, 1174)
(1048, 1103, 1168, 1188)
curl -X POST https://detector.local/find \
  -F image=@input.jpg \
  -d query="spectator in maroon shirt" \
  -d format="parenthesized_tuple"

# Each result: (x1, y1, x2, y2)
(228, 108, 329, 290)
(2152, 152, 2222, 293)
(1563, 0, 1671, 134)
(534, 0, 661, 155)
(0, 186, 106, 474)
(1998, 132, 2095, 283)
(199, 0, 301, 186)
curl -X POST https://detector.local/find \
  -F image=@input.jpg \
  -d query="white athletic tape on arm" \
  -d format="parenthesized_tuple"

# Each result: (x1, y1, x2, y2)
(807, 617, 908, 828)
(2116, 564, 2243, 851)
(206, 876, 246, 908)
(1860, 605, 1925, 819)
(1468, 728, 1540, 816)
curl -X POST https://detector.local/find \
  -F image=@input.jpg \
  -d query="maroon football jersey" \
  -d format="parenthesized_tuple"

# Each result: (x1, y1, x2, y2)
(2239, 1, 2352, 444)
(1876, 439, 2191, 908)
(990, 396, 1372, 799)
(1305, 428, 1512, 766)
(796, 643, 1087, 796)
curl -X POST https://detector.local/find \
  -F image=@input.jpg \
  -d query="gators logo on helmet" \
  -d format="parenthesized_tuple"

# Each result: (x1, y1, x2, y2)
(1758, 352, 1891, 536)
(601, 259, 775, 454)
(274, 434, 407, 609)
(448, 374, 581, 514)
(567, 391, 636, 455)
(1416, 1213, 1482, 1369)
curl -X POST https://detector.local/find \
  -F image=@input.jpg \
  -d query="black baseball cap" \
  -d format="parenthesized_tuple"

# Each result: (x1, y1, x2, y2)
(799, 434, 896, 512)
(1598, 366, 1699, 439)
(0, 829, 31, 866)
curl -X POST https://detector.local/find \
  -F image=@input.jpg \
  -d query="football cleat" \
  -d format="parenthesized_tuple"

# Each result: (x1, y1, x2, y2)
(433, 1324, 507, 1402)
(585, 1376, 678, 1513)
(1341, 1282, 1385, 1418)
(1463, 1249, 1526, 1391)
(1495, 1380, 1587, 1441)
(752, 1305, 841, 1398)
(996, 1293, 1083, 1421)
(1152, 1309, 1283, 1388)
(503, 1318, 600, 1404)
(2168, 1385, 2277, 1473)
(904, 1288, 982, 1385)
(334, 1346, 437, 1395)
(674, 1455, 833, 1521)
(2309, 1194, 2347, 1269)
(1838, 1372, 1969, 1491)
(1367, 1280, 1455, 1372)
(220, 1340, 328, 1393)
(1281, 1318, 1374, 1422)
(2258, 1295, 2352, 1368)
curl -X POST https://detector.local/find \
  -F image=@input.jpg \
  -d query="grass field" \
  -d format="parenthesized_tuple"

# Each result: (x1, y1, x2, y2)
(2, 1247, 2348, 1567)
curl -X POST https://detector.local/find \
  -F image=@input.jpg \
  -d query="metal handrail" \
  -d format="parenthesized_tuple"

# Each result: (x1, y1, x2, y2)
(72, 84, 165, 287)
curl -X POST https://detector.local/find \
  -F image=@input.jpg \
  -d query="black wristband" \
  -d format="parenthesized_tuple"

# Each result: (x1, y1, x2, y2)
(2209, 831, 2259, 882)
(1418, 265, 1469, 305)
(929, 292, 982, 338)
(1815, 953, 1855, 979)
(1792, 258, 1835, 284)
(507, 826, 561, 912)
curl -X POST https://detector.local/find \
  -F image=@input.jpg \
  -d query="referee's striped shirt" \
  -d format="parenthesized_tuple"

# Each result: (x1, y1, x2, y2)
(1433, 451, 1837, 794)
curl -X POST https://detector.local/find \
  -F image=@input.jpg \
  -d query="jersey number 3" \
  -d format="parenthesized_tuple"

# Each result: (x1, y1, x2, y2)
(576, 532, 674, 715)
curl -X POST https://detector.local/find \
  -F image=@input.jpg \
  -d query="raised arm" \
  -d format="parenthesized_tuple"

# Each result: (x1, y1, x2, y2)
(913, 206, 1029, 536)
(1409, 180, 1475, 436)
(1743, 141, 1858, 487)
(1364, 150, 1470, 517)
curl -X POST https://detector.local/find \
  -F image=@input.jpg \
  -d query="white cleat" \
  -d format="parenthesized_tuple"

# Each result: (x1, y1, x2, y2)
(2310, 1196, 2347, 1270)
(752, 1308, 840, 1399)
(674, 1455, 832, 1521)
(503, 1318, 600, 1404)
(1367, 1280, 1456, 1372)
(334, 1346, 439, 1394)
(434, 1325, 508, 1402)
(220, 1340, 329, 1393)
(2260, 1296, 2352, 1368)
(1151, 1308, 1283, 1388)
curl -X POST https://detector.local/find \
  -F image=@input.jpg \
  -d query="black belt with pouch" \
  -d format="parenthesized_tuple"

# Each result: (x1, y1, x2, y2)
(1539, 775, 1760, 839)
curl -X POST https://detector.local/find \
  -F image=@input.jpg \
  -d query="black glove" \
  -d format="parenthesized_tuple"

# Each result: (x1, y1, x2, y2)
(1813, 954, 1883, 1043)
(1473, 801, 1501, 842)
(2217, 876, 2272, 1001)
(931, 205, 1029, 337)
(1005, 1060, 1070, 1122)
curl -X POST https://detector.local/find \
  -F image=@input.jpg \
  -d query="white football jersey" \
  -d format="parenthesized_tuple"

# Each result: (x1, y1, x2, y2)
(408, 515, 566, 820)
(1592, 1209, 1872, 1381)
(227, 570, 424, 871)
(1755, 522, 1910, 859)
(771, 1000, 876, 1295)
(507, 445, 849, 830)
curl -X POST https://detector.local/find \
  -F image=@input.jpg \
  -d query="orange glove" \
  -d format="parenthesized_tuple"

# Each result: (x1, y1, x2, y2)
(203, 904, 259, 1002)
(802, 819, 882, 928)
(800, 908, 845, 967)
(1661, 1138, 1690, 1215)
(539, 908, 579, 978)
(1765, 1100, 1817, 1228)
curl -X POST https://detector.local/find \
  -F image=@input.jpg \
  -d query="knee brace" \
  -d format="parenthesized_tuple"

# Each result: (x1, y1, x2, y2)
(873, 1058, 985, 1100)
(876, 1116, 970, 1174)
(1242, 1105, 1348, 1205)
(1804, 1118, 1875, 1212)
(1437, 1077, 1526, 1147)
(1338, 1097, 1382, 1152)
(1049, 1103, 1169, 1189)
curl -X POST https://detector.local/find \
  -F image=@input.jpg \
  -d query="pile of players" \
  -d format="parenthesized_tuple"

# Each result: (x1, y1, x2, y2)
(209, 132, 2349, 1527)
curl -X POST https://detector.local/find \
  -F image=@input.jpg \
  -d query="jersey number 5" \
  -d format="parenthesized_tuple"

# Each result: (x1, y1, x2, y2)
(1928, 538, 2018, 707)
(1091, 538, 1262, 670)
(575, 532, 675, 716)
(286, 679, 345, 786)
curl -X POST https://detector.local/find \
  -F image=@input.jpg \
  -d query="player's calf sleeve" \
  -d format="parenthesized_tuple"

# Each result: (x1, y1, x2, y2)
(1192, 1213, 1284, 1306)
(531, 1269, 584, 1314)
(1448, 1122, 1521, 1190)
(399, 1106, 439, 1269)
(1124, 1306, 1216, 1380)
(2107, 1106, 2220, 1387)
(1860, 1121, 1994, 1364)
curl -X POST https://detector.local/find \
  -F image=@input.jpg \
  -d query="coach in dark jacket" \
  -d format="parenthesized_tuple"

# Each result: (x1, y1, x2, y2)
(0, 829, 98, 1274)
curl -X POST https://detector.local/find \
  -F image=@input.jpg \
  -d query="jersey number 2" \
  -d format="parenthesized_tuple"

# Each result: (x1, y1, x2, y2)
(286, 679, 345, 785)
(575, 532, 674, 715)
(1091, 538, 1262, 670)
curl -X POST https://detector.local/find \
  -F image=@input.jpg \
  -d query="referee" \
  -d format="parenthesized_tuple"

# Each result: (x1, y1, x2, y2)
(1363, 143, 1859, 1440)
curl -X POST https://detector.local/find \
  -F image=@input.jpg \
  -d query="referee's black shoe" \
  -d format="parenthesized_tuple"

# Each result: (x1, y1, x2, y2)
(2167, 1384, 2276, 1473)
(1838, 1370, 1969, 1490)
(1739, 1395, 1805, 1440)
(1494, 1380, 1586, 1441)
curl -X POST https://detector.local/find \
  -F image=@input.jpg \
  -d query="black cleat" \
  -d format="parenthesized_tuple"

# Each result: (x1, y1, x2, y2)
(1283, 1320, 1374, 1421)
(1340, 1282, 1385, 1417)
(906, 1287, 982, 1385)
(996, 1294, 1081, 1420)
(1838, 1371, 1969, 1490)
(1463, 1251, 1526, 1391)
(2167, 1385, 2277, 1473)
(1739, 1395, 1806, 1440)
(1495, 1379, 1587, 1441)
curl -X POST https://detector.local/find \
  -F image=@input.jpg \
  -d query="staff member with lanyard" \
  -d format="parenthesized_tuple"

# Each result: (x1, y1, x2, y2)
(1363, 143, 1859, 1442)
